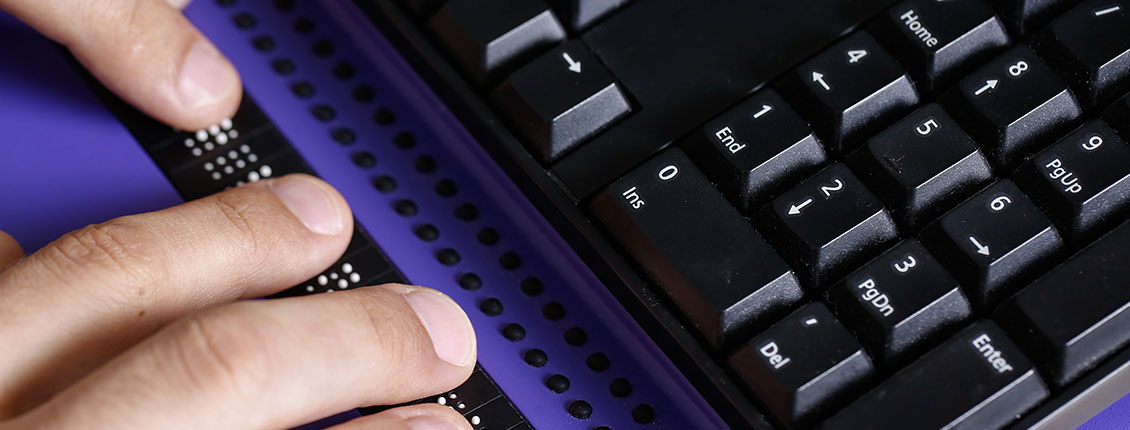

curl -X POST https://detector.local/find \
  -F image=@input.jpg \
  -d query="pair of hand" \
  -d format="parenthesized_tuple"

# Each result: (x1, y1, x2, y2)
(0, 1, 476, 429)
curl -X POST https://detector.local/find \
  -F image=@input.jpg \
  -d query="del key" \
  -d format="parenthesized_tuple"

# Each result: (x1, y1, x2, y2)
(589, 149, 803, 348)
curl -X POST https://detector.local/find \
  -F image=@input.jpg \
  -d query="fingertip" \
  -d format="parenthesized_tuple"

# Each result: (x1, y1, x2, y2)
(175, 38, 242, 130)
(268, 174, 353, 237)
(332, 404, 471, 430)
(385, 285, 478, 369)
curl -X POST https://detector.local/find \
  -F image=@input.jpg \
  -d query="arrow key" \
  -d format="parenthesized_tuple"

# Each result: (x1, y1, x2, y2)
(494, 40, 632, 163)
(759, 163, 898, 289)
(921, 180, 1063, 309)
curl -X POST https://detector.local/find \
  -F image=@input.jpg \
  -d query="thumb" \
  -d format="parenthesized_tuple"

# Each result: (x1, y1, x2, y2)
(1, 0, 242, 130)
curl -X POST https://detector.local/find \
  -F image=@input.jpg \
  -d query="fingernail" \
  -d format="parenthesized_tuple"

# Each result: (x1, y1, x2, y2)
(399, 288, 477, 367)
(405, 416, 464, 430)
(178, 40, 238, 110)
(270, 176, 345, 235)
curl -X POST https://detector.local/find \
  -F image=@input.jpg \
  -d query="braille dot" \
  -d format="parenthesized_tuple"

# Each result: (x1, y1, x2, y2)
(520, 277, 544, 296)
(564, 327, 588, 346)
(500, 252, 523, 270)
(502, 323, 526, 341)
(415, 224, 440, 242)
(545, 374, 570, 393)
(394, 200, 418, 216)
(587, 353, 610, 372)
(542, 302, 565, 321)
(273, 0, 294, 10)
(415, 155, 438, 173)
(610, 378, 632, 397)
(479, 298, 503, 316)
(436, 248, 461, 266)
(596, 427, 611, 430)
(454, 203, 478, 221)
(291, 82, 316, 98)
(271, 58, 296, 75)
(568, 401, 593, 419)
(332, 128, 356, 145)
(333, 62, 356, 80)
(478, 228, 500, 246)
(294, 17, 315, 34)
(458, 273, 482, 290)
(353, 85, 376, 102)
(374, 108, 396, 125)
(312, 105, 336, 122)
(233, 13, 256, 29)
(352, 152, 377, 168)
(373, 176, 397, 193)
(252, 35, 275, 51)
(312, 39, 335, 57)
(216, 0, 236, 6)
(435, 179, 458, 197)
(633, 404, 656, 424)
(524, 349, 548, 367)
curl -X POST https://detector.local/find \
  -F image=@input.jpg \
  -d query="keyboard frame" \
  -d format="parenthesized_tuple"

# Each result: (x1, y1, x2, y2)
(354, 1, 1130, 428)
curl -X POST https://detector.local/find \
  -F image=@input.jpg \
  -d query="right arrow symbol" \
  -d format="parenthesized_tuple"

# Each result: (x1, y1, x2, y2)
(975, 79, 999, 96)
(969, 236, 990, 256)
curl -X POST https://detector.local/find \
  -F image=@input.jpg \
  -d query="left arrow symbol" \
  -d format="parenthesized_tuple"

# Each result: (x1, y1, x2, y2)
(563, 53, 582, 73)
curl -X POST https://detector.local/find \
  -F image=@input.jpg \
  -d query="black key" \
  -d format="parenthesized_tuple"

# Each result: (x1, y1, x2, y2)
(758, 163, 898, 288)
(589, 148, 803, 348)
(400, 0, 444, 18)
(1015, 120, 1130, 242)
(872, 0, 1010, 93)
(428, 0, 566, 85)
(553, 0, 898, 198)
(1036, 0, 1130, 108)
(493, 40, 631, 163)
(824, 321, 1048, 430)
(989, 0, 1075, 35)
(781, 32, 920, 154)
(548, 0, 626, 32)
(728, 303, 874, 428)
(996, 221, 1130, 387)
(849, 103, 993, 227)
(944, 45, 1083, 167)
(1107, 92, 1130, 137)
(825, 239, 973, 368)
(685, 89, 826, 212)
(922, 180, 1063, 309)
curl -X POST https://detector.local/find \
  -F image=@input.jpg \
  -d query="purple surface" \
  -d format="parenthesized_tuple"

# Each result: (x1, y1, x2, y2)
(0, 14, 182, 251)
(1080, 394, 1130, 430)
(186, 0, 724, 428)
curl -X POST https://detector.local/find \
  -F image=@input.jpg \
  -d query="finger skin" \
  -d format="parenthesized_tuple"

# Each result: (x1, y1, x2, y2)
(328, 404, 473, 430)
(0, 0, 241, 130)
(0, 231, 23, 270)
(0, 175, 352, 417)
(10, 285, 476, 430)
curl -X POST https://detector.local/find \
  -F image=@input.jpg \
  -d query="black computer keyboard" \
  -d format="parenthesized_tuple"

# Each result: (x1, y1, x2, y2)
(361, 0, 1130, 428)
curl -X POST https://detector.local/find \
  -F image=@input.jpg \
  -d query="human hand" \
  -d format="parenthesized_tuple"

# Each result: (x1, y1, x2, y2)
(0, 0, 242, 130)
(0, 175, 476, 429)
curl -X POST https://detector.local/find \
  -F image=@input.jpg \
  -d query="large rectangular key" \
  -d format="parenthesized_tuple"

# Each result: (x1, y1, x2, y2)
(823, 320, 1048, 430)
(996, 221, 1130, 387)
(1036, 0, 1130, 108)
(589, 148, 803, 349)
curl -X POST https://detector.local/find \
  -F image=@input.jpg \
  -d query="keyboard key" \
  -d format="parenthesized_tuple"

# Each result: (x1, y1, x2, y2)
(1036, 0, 1130, 108)
(922, 180, 1063, 309)
(825, 239, 973, 368)
(428, 0, 566, 85)
(554, 0, 896, 198)
(872, 0, 1010, 92)
(989, 0, 1075, 35)
(1107, 92, 1130, 137)
(493, 40, 631, 163)
(548, 0, 627, 32)
(728, 303, 874, 428)
(849, 103, 993, 227)
(589, 148, 803, 348)
(781, 32, 920, 154)
(944, 45, 1083, 167)
(996, 221, 1130, 387)
(1015, 120, 1130, 242)
(686, 89, 826, 211)
(824, 321, 1048, 430)
(759, 163, 898, 288)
